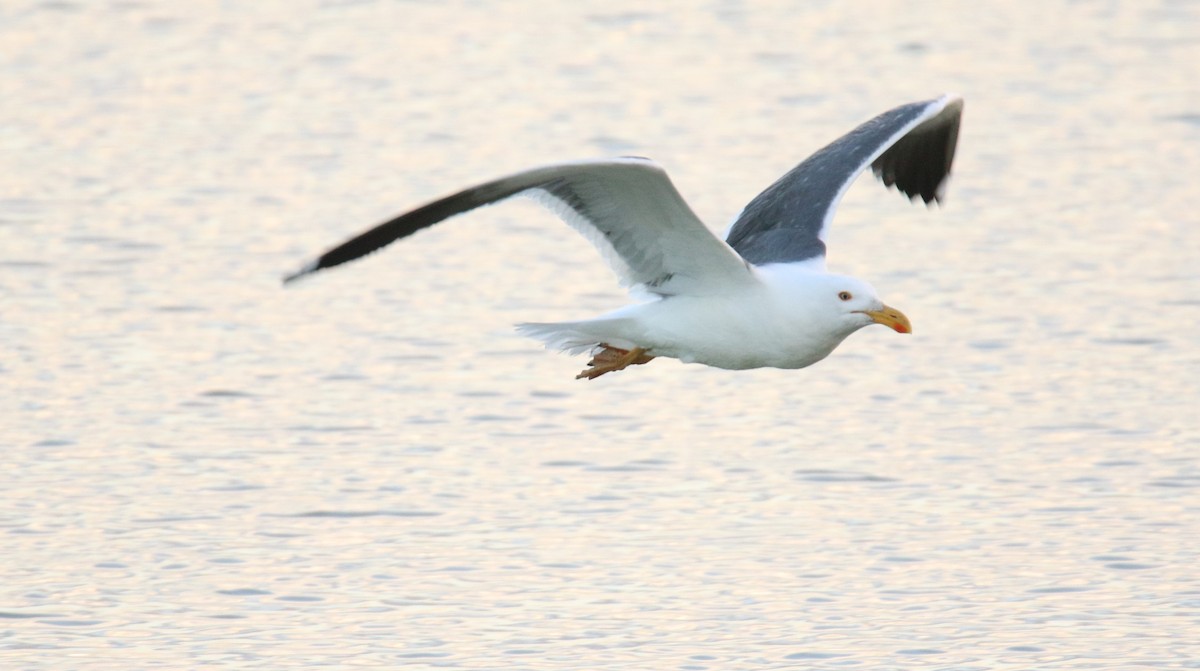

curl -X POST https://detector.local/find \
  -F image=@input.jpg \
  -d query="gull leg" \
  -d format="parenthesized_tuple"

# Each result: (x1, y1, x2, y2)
(576, 345, 655, 380)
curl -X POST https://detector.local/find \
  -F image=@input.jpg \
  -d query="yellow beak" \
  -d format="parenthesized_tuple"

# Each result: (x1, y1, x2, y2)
(859, 304, 912, 334)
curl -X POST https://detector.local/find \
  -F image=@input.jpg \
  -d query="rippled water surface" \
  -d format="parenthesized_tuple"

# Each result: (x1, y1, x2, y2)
(3, 1, 1199, 668)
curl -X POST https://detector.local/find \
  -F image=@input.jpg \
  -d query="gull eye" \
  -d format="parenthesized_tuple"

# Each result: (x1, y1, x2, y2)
(838, 291, 853, 301)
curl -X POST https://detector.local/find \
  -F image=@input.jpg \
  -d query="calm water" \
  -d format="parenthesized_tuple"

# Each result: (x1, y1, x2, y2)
(3, 0, 1199, 668)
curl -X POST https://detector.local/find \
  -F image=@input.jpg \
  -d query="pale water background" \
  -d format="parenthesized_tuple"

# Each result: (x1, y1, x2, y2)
(2, 1, 1199, 668)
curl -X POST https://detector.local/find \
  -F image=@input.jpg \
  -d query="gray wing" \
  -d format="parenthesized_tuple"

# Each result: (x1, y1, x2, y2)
(724, 94, 963, 267)
(284, 157, 754, 297)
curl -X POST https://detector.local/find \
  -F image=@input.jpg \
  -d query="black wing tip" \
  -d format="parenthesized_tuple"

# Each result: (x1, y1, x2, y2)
(896, 180, 949, 205)
(870, 94, 961, 206)
(877, 182, 941, 205)
(921, 189, 946, 207)
(282, 258, 321, 286)
(922, 93, 963, 116)
(939, 93, 964, 111)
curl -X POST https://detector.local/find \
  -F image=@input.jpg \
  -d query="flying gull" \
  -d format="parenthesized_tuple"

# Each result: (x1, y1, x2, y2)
(285, 95, 963, 380)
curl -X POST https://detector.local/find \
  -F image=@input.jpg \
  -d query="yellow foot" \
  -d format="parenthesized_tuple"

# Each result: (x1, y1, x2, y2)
(576, 345, 655, 380)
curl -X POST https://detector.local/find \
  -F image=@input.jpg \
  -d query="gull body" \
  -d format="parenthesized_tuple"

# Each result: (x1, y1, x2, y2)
(519, 267, 894, 371)
(285, 95, 962, 379)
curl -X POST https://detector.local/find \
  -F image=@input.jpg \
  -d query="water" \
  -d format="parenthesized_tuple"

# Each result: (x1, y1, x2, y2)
(2, 0, 1199, 668)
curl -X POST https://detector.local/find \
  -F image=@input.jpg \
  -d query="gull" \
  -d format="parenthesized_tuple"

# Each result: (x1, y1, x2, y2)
(285, 95, 962, 380)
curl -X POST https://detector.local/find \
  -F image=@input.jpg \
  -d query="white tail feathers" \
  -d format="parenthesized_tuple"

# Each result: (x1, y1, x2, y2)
(515, 319, 640, 356)
(514, 322, 600, 355)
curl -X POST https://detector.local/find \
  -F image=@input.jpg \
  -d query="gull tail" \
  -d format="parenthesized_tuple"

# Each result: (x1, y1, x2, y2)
(515, 319, 641, 356)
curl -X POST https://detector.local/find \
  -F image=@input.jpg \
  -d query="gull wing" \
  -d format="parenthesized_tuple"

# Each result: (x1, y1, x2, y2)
(724, 94, 963, 267)
(284, 157, 754, 297)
